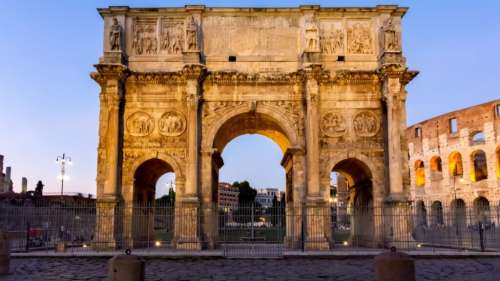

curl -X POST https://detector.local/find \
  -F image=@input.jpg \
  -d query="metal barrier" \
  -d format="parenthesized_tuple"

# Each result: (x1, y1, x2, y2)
(0, 201, 499, 256)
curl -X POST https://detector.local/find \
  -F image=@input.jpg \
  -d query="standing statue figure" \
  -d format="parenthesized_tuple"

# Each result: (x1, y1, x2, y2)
(109, 18, 122, 51)
(305, 19, 319, 51)
(383, 18, 400, 52)
(186, 16, 198, 51)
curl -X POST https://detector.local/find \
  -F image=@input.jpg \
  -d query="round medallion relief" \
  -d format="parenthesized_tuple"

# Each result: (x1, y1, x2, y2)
(126, 112, 154, 137)
(321, 112, 346, 137)
(158, 111, 186, 136)
(353, 111, 379, 137)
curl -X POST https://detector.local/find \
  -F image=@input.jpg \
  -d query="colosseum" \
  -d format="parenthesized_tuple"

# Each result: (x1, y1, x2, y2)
(407, 99, 500, 226)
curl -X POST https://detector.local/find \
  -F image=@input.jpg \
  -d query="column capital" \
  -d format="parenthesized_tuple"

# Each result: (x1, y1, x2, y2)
(91, 64, 129, 86)
(182, 64, 207, 81)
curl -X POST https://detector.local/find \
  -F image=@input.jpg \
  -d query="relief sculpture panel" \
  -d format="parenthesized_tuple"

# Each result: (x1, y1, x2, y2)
(347, 22, 373, 54)
(353, 111, 379, 137)
(132, 17, 158, 55)
(319, 21, 344, 55)
(160, 18, 184, 55)
(322, 112, 346, 137)
(158, 111, 187, 136)
(127, 111, 154, 136)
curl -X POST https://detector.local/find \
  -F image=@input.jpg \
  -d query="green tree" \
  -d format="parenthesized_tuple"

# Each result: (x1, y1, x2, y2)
(233, 181, 256, 206)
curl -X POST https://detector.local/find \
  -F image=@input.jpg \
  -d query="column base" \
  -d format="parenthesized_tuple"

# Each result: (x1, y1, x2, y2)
(304, 238, 330, 251)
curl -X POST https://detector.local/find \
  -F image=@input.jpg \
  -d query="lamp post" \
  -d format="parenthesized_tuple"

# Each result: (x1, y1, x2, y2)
(56, 153, 72, 196)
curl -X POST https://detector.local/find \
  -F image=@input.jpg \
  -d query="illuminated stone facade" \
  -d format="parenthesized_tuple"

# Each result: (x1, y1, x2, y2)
(407, 100, 500, 217)
(91, 5, 417, 250)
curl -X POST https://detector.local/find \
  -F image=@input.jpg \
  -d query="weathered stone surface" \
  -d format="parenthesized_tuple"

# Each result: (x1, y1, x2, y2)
(407, 99, 500, 215)
(91, 5, 418, 250)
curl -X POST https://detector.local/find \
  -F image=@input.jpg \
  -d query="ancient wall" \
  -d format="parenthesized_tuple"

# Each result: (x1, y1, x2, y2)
(407, 99, 500, 211)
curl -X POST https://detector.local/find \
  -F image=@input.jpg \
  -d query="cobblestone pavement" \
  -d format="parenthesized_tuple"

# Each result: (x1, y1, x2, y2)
(4, 257, 500, 281)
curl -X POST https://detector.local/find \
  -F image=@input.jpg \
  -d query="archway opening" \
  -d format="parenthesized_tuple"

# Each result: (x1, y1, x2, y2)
(430, 201, 444, 226)
(450, 199, 467, 228)
(448, 151, 464, 178)
(470, 150, 488, 182)
(331, 158, 373, 247)
(430, 156, 443, 181)
(415, 200, 427, 227)
(132, 158, 176, 247)
(496, 146, 500, 178)
(473, 197, 490, 224)
(210, 111, 292, 245)
(414, 160, 425, 187)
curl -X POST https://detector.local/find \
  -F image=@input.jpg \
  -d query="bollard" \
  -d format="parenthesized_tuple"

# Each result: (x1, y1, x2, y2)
(108, 251, 145, 281)
(374, 247, 415, 281)
(0, 230, 10, 275)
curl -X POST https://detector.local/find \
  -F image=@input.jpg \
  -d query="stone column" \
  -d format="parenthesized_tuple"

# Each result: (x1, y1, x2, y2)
(199, 148, 223, 249)
(174, 65, 206, 250)
(91, 64, 128, 250)
(381, 62, 418, 249)
(303, 66, 329, 250)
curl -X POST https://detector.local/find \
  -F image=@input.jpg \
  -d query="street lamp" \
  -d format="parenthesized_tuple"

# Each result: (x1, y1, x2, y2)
(56, 153, 72, 196)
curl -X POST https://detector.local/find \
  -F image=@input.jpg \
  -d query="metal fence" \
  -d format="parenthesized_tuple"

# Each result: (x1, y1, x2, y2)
(0, 201, 499, 256)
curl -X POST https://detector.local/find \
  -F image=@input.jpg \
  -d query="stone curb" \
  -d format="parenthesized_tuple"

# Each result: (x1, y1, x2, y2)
(10, 250, 500, 259)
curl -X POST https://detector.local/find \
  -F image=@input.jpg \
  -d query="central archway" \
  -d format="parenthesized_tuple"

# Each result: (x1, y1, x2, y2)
(201, 109, 301, 248)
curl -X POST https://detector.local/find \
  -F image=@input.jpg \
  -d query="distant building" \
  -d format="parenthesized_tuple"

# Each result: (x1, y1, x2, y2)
(0, 155, 13, 193)
(255, 188, 282, 208)
(218, 182, 239, 210)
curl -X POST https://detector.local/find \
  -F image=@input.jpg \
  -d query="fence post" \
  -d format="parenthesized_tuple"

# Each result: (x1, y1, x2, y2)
(478, 221, 485, 252)
(0, 230, 10, 275)
(25, 222, 30, 253)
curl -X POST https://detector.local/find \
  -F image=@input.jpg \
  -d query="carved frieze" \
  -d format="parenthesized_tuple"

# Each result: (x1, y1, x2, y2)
(322, 112, 346, 137)
(320, 29, 344, 55)
(158, 111, 187, 136)
(127, 111, 154, 136)
(205, 71, 304, 85)
(347, 22, 373, 54)
(132, 17, 158, 55)
(353, 111, 379, 137)
(160, 18, 184, 55)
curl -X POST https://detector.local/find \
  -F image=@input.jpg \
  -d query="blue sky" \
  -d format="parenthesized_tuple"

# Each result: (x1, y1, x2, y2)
(0, 0, 499, 195)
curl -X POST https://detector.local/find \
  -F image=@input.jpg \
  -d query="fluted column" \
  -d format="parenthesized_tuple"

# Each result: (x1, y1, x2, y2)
(91, 64, 128, 250)
(174, 65, 206, 250)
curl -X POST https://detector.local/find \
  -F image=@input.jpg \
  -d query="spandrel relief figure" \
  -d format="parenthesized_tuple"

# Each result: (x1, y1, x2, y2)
(347, 23, 373, 54)
(186, 16, 198, 51)
(305, 19, 319, 52)
(383, 18, 400, 52)
(109, 18, 121, 51)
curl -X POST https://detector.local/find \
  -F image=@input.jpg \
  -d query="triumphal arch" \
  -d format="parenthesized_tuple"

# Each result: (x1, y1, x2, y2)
(91, 5, 418, 250)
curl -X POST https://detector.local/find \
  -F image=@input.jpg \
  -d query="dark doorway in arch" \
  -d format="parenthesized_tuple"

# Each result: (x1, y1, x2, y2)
(331, 158, 375, 247)
(415, 200, 427, 227)
(473, 197, 491, 224)
(131, 158, 176, 248)
(430, 201, 444, 226)
(450, 199, 467, 228)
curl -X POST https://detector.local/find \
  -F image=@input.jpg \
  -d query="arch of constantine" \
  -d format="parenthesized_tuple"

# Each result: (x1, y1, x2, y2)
(91, 5, 417, 250)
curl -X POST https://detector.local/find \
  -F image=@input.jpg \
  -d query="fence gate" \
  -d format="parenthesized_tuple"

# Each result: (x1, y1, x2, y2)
(218, 204, 285, 258)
